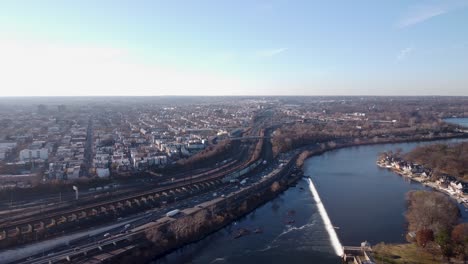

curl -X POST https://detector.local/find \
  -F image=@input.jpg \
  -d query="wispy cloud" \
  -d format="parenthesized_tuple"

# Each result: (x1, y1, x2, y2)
(396, 47, 413, 61)
(256, 48, 288, 58)
(397, 6, 446, 28)
(397, 1, 468, 28)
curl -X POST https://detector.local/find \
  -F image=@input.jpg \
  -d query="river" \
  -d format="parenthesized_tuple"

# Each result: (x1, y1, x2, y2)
(445, 117, 468, 128)
(153, 123, 468, 264)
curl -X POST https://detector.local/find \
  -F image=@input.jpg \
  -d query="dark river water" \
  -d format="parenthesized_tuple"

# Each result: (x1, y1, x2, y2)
(154, 123, 468, 264)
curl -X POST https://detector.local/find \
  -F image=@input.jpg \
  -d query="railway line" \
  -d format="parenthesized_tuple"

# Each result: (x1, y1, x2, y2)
(0, 138, 265, 249)
(12, 150, 297, 264)
(0, 116, 270, 252)
(0, 146, 248, 228)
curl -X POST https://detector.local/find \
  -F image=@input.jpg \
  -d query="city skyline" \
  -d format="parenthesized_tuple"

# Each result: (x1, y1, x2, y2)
(1, 0, 468, 96)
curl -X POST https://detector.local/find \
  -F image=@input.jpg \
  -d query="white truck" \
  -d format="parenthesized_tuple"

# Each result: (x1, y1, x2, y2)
(166, 209, 180, 217)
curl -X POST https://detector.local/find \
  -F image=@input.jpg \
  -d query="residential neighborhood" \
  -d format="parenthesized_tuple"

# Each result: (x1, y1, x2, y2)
(377, 154, 468, 205)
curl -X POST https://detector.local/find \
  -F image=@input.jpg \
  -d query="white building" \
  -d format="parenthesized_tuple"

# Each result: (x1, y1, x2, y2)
(96, 168, 110, 178)
(19, 148, 48, 161)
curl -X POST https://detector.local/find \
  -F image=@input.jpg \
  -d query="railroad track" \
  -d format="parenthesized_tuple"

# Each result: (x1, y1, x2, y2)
(0, 153, 256, 232)
(0, 149, 247, 228)
(0, 124, 267, 250)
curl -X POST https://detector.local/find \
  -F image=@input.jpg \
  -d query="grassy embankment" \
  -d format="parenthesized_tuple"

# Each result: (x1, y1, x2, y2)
(373, 243, 444, 264)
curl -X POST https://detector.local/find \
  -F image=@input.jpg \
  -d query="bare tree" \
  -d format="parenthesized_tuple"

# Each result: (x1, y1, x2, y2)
(406, 191, 459, 234)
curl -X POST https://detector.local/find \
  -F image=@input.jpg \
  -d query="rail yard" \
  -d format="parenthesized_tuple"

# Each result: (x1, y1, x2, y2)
(0, 112, 289, 263)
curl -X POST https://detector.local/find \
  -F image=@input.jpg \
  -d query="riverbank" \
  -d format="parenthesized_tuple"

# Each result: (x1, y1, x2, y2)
(293, 133, 467, 170)
(105, 156, 304, 263)
(107, 133, 467, 263)
(376, 158, 468, 208)
(373, 243, 444, 264)
(147, 134, 467, 261)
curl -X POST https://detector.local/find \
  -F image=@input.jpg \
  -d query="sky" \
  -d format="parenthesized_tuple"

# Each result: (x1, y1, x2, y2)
(0, 0, 467, 96)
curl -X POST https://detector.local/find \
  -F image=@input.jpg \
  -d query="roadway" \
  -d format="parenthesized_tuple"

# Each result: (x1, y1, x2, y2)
(11, 156, 287, 264)
(3, 117, 272, 262)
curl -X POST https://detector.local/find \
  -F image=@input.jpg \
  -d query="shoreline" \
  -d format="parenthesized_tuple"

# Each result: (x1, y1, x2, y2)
(107, 155, 304, 263)
(21, 133, 467, 263)
(124, 133, 468, 262)
(293, 133, 468, 167)
(376, 159, 468, 208)
(140, 133, 468, 262)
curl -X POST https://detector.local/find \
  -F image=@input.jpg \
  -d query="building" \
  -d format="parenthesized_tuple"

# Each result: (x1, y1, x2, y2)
(0, 141, 17, 160)
(19, 148, 48, 161)
(96, 168, 110, 178)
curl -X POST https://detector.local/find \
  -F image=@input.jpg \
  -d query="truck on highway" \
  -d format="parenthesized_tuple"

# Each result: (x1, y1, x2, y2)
(166, 209, 180, 217)
(240, 179, 247, 185)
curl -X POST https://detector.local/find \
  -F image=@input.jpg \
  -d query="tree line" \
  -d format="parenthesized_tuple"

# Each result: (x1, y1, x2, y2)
(404, 142, 468, 181)
(406, 190, 467, 261)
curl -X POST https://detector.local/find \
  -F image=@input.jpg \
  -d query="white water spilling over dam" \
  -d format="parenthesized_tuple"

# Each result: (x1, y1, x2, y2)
(307, 178, 343, 256)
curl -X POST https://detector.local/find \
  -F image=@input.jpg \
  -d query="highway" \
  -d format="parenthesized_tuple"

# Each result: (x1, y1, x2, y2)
(2, 114, 275, 263)
(0, 148, 252, 233)
(10, 154, 289, 263)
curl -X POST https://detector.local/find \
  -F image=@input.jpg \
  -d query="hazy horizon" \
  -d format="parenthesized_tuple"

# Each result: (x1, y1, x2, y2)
(1, 0, 467, 96)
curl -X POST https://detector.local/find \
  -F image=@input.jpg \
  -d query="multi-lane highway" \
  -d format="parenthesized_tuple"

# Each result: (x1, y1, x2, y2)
(1, 115, 276, 263)
(10, 153, 289, 264)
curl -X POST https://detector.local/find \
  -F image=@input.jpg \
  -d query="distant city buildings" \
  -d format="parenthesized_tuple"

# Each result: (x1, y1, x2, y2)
(0, 98, 264, 186)
(0, 96, 466, 189)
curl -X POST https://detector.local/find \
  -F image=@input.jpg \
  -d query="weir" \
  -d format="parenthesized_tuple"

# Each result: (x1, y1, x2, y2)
(307, 178, 344, 256)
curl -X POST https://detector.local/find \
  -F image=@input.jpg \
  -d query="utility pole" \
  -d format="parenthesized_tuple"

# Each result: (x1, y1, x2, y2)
(73, 186, 79, 200)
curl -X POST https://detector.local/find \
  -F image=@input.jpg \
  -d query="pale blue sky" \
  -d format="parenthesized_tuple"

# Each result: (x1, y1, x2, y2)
(0, 0, 467, 96)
